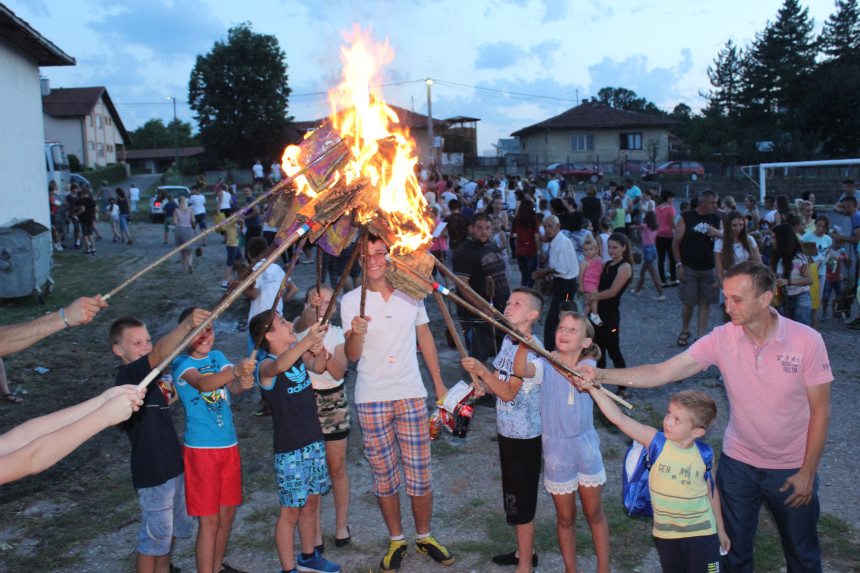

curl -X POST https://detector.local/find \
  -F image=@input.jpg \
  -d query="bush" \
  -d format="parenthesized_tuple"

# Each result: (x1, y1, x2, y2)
(81, 163, 127, 186)
(68, 154, 82, 173)
(178, 158, 199, 176)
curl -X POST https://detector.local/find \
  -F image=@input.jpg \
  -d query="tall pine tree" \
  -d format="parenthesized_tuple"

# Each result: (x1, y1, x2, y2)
(703, 40, 743, 118)
(819, 0, 860, 61)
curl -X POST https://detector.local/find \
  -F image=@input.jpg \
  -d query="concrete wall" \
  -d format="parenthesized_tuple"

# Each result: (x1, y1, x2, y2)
(0, 37, 49, 228)
(44, 115, 84, 165)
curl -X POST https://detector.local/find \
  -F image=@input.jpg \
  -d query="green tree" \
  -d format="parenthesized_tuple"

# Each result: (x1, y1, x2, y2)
(819, 0, 860, 60)
(129, 118, 198, 149)
(738, 0, 816, 151)
(188, 22, 292, 164)
(596, 87, 665, 116)
(702, 40, 743, 118)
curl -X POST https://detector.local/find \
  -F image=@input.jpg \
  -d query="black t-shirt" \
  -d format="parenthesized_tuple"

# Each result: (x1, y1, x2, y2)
(597, 260, 629, 326)
(118, 198, 130, 216)
(444, 212, 470, 250)
(116, 355, 184, 489)
(580, 196, 602, 229)
(680, 210, 721, 270)
(452, 238, 511, 321)
(259, 355, 323, 454)
(164, 200, 178, 219)
(76, 196, 97, 224)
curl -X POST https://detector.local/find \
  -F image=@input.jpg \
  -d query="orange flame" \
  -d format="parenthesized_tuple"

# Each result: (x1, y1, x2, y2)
(282, 25, 433, 253)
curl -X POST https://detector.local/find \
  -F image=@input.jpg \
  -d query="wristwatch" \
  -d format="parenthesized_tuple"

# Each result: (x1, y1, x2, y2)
(675, 263, 683, 268)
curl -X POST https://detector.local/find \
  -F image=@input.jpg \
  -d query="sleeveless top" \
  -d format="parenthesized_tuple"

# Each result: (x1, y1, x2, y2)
(175, 208, 193, 228)
(258, 355, 324, 454)
(680, 210, 720, 270)
(597, 259, 629, 324)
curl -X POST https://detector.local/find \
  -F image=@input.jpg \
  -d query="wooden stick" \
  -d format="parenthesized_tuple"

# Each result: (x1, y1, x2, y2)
(136, 221, 322, 391)
(320, 227, 367, 326)
(359, 233, 369, 342)
(250, 235, 308, 359)
(316, 244, 323, 321)
(432, 290, 486, 392)
(104, 140, 343, 302)
(432, 257, 522, 335)
(386, 254, 633, 409)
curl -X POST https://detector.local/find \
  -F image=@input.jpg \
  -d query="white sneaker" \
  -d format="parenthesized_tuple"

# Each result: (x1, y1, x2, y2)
(589, 312, 603, 326)
(220, 281, 229, 290)
(54, 243, 63, 251)
(653, 295, 666, 301)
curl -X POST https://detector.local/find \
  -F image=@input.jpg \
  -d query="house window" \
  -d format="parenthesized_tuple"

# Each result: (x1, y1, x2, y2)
(570, 134, 594, 151)
(88, 142, 94, 151)
(619, 132, 643, 150)
(96, 115, 102, 129)
(98, 144, 104, 157)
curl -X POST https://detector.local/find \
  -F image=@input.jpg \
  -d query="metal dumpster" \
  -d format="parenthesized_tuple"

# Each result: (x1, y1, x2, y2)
(0, 219, 53, 302)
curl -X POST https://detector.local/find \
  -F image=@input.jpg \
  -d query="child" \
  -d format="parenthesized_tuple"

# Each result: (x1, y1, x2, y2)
(610, 197, 626, 235)
(222, 213, 242, 290)
(294, 286, 352, 552)
(823, 238, 849, 319)
(579, 237, 604, 325)
(630, 210, 665, 300)
(112, 310, 208, 573)
(171, 308, 256, 573)
(513, 312, 610, 573)
(250, 310, 342, 573)
(587, 386, 729, 572)
(109, 197, 121, 242)
(598, 216, 612, 263)
(461, 288, 544, 573)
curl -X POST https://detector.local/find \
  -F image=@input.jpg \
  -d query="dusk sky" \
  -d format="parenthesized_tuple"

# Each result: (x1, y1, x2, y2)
(7, 0, 837, 153)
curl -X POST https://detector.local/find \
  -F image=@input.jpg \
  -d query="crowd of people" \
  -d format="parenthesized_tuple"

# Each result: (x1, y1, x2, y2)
(4, 171, 856, 573)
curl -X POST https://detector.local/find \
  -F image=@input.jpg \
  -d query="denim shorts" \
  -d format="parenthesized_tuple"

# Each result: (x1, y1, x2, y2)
(136, 473, 193, 555)
(642, 244, 657, 265)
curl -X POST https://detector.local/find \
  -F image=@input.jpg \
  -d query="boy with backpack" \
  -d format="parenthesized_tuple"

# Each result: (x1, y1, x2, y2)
(587, 387, 729, 572)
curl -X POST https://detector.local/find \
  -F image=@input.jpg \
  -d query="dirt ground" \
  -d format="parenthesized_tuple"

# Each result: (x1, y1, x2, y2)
(0, 209, 858, 573)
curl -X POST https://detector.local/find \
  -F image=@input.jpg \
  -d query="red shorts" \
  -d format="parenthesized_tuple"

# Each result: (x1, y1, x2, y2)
(184, 445, 242, 516)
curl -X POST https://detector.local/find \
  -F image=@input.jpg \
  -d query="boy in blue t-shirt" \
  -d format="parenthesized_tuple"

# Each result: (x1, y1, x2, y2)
(111, 308, 209, 573)
(249, 310, 341, 573)
(172, 308, 256, 573)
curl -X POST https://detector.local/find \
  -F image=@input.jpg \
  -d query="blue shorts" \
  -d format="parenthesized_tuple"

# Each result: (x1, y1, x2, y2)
(274, 441, 329, 507)
(120, 213, 130, 232)
(136, 473, 193, 555)
(226, 245, 240, 267)
(642, 244, 657, 265)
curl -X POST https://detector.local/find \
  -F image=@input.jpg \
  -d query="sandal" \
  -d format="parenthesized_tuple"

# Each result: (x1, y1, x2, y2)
(676, 331, 691, 347)
(3, 392, 23, 404)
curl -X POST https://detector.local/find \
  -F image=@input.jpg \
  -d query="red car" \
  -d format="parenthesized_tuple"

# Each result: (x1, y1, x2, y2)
(641, 160, 705, 181)
(540, 163, 604, 183)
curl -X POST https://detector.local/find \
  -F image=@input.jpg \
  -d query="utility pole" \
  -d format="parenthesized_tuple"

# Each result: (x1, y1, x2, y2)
(426, 78, 434, 173)
(167, 96, 178, 171)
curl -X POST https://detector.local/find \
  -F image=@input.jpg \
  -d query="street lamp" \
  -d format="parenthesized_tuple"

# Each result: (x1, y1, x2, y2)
(426, 78, 434, 174)
(166, 96, 178, 172)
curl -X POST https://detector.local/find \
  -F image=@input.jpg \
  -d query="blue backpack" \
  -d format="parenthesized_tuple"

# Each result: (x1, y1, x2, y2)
(622, 431, 715, 518)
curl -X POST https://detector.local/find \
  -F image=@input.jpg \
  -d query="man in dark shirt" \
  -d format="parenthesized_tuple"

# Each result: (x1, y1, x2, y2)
(75, 187, 98, 255)
(672, 189, 722, 344)
(452, 212, 511, 362)
(444, 199, 470, 255)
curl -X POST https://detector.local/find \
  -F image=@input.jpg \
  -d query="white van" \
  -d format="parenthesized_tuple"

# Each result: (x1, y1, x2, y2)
(45, 141, 70, 189)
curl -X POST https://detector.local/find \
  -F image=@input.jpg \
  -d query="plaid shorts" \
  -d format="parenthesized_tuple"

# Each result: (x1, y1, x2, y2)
(273, 441, 330, 507)
(356, 398, 432, 497)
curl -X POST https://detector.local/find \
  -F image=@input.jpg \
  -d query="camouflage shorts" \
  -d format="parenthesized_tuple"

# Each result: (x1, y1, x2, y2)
(315, 385, 350, 440)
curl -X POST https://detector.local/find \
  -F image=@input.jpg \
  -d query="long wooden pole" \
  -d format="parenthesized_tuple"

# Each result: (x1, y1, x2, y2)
(104, 140, 343, 302)
(386, 254, 632, 410)
(359, 233, 369, 342)
(136, 221, 322, 391)
(320, 228, 367, 326)
(250, 235, 308, 359)
(432, 290, 486, 392)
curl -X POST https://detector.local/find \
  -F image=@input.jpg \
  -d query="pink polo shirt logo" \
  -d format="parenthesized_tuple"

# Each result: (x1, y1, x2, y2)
(776, 353, 802, 374)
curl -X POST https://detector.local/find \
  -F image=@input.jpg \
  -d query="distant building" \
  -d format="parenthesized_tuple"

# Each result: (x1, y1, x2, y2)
(494, 138, 520, 157)
(0, 4, 74, 228)
(125, 146, 207, 174)
(511, 102, 677, 173)
(42, 86, 131, 168)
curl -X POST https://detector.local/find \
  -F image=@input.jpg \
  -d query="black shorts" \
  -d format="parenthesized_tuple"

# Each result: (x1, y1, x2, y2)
(80, 222, 93, 237)
(654, 533, 721, 573)
(498, 434, 542, 524)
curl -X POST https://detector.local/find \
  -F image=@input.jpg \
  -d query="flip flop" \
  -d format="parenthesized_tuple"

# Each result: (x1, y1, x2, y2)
(3, 392, 23, 404)
(676, 331, 691, 347)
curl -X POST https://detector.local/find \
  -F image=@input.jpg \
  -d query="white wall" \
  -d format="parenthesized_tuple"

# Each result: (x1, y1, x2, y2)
(44, 114, 84, 164)
(0, 38, 50, 229)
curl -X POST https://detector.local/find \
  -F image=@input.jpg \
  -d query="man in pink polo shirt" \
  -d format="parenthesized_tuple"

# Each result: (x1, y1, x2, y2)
(577, 261, 831, 573)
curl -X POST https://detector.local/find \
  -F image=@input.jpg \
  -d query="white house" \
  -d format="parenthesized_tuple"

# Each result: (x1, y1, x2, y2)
(42, 86, 130, 168)
(0, 3, 74, 229)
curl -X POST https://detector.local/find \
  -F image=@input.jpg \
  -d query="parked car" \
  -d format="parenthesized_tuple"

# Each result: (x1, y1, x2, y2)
(70, 173, 91, 189)
(540, 163, 604, 183)
(150, 185, 190, 222)
(641, 160, 705, 181)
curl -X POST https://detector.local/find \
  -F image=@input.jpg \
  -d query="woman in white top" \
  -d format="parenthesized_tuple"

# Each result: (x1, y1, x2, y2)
(217, 183, 233, 217)
(714, 211, 761, 321)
